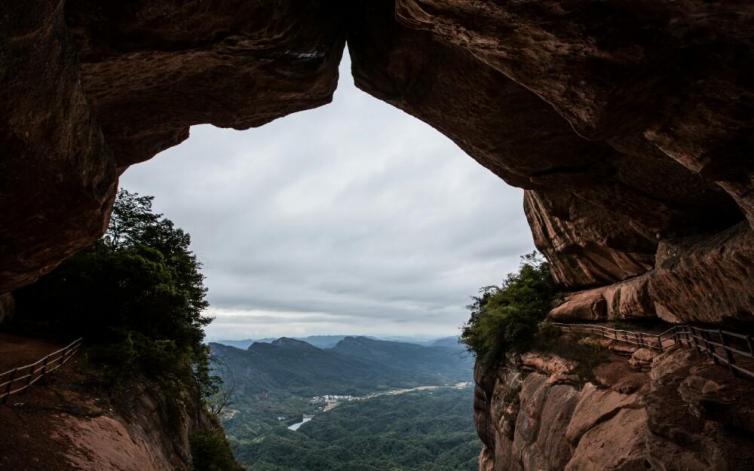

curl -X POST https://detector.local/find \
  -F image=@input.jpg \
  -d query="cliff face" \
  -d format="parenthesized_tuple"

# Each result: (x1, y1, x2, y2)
(1, 1, 753, 324)
(474, 336, 754, 470)
(0, 353, 235, 470)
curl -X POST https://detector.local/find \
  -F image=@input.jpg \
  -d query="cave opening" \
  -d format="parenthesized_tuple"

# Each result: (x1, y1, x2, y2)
(119, 50, 535, 341)
(3, 2, 754, 470)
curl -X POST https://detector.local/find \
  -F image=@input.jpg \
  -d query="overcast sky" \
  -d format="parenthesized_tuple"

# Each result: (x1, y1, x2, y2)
(121, 52, 534, 341)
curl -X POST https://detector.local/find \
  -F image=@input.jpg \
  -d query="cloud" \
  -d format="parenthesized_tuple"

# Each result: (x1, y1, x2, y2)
(120, 52, 534, 340)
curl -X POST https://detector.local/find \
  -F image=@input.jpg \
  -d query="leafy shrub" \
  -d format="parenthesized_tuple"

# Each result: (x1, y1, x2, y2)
(190, 431, 239, 471)
(461, 252, 556, 365)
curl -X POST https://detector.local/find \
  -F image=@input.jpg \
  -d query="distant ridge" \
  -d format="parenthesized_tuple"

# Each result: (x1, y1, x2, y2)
(210, 336, 472, 397)
(430, 336, 466, 350)
(213, 334, 460, 350)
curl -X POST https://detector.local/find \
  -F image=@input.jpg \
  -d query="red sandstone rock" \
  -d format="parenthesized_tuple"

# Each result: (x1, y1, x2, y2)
(395, 0, 754, 223)
(0, 0, 343, 292)
(0, 1, 117, 293)
(567, 408, 649, 471)
(548, 272, 657, 321)
(550, 222, 754, 324)
(475, 347, 754, 470)
(549, 290, 607, 321)
(650, 223, 754, 323)
(524, 190, 655, 288)
(66, 0, 346, 168)
(628, 348, 655, 371)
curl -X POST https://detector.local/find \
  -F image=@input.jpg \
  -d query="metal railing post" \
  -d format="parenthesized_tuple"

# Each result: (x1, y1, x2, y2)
(546, 323, 754, 382)
(702, 330, 718, 364)
(718, 329, 738, 377)
(2, 368, 17, 404)
(689, 327, 698, 352)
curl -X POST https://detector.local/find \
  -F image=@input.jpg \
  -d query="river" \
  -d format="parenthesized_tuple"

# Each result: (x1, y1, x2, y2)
(287, 416, 313, 431)
(287, 382, 472, 431)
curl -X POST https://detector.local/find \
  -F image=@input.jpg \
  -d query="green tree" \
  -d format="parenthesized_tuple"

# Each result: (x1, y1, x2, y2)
(461, 252, 556, 365)
(15, 189, 216, 394)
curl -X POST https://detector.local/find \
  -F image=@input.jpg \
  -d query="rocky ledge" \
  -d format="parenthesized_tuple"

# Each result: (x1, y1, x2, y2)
(474, 333, 754, 470)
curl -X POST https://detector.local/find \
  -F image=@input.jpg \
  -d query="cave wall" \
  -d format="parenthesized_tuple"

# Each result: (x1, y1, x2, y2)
(1, 0, 754, 323)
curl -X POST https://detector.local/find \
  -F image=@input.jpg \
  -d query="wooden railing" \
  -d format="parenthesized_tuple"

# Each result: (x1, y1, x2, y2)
(0, 338, 82, 403)
(551, 323, 668, 352)
(551, 322, 754, 381)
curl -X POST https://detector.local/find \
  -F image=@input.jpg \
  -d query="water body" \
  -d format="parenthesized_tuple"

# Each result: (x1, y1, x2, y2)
(288, 416, 313, 431)
(290, 383, 474, 430)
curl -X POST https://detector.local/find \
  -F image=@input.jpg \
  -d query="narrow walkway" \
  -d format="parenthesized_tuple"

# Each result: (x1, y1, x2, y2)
(0, 333, 82, 403)
(0, 340, 96, 471)
(0, 333, 64, 371)
(552, 322, 754, 381)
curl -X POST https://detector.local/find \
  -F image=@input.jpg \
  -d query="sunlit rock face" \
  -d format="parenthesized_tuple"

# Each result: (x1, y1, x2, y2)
(1, 0, 754, 323)
(474, 345, 754, 470)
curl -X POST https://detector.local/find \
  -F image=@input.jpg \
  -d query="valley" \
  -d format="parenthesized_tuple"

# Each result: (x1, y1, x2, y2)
(210, 336, 478, 470)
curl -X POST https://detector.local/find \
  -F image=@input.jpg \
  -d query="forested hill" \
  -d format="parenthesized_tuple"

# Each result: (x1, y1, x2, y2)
(331, 336, 471, 380)
(214, 335, 348, 350)
(209, 336, 472, 397)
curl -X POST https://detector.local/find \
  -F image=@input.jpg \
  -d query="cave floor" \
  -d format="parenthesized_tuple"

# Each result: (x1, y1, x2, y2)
(0, 342, 100, 471)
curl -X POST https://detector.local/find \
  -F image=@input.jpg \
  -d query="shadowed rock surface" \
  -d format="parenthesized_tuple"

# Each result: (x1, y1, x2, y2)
(2, 1, 753, 325)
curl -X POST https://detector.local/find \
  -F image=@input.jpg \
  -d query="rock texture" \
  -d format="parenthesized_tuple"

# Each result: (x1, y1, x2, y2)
(4, 3, 754, 470)
(0, 1, 117, 293)
(475, 341, 754, 470)
(0, 293, 14, 324)
(549, 222, 754, 323)
(0, 0, 344, 293)
(66, 0, 345, 168)
(372, 0, 754, 323)
(0, 353, 238, 471)
(1, 3, 753, 313)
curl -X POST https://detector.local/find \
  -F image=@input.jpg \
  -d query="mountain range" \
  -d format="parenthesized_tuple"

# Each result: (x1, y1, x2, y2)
(209, 336, 472, 397)
(213, 335, 463, 350)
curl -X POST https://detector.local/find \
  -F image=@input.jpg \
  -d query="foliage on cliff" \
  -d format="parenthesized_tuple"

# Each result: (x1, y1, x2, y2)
(190, 430, 240, 471)
(461, 252, 556, 365)
(14, 189, 216, 395)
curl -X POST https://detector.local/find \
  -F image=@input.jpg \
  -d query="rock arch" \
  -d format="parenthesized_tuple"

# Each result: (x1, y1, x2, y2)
(1, 0, 753, 323)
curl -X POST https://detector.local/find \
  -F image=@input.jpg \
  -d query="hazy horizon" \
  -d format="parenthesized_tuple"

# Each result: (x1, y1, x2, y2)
(208, 331, 457, 343)
(121, 50, 534, 340)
